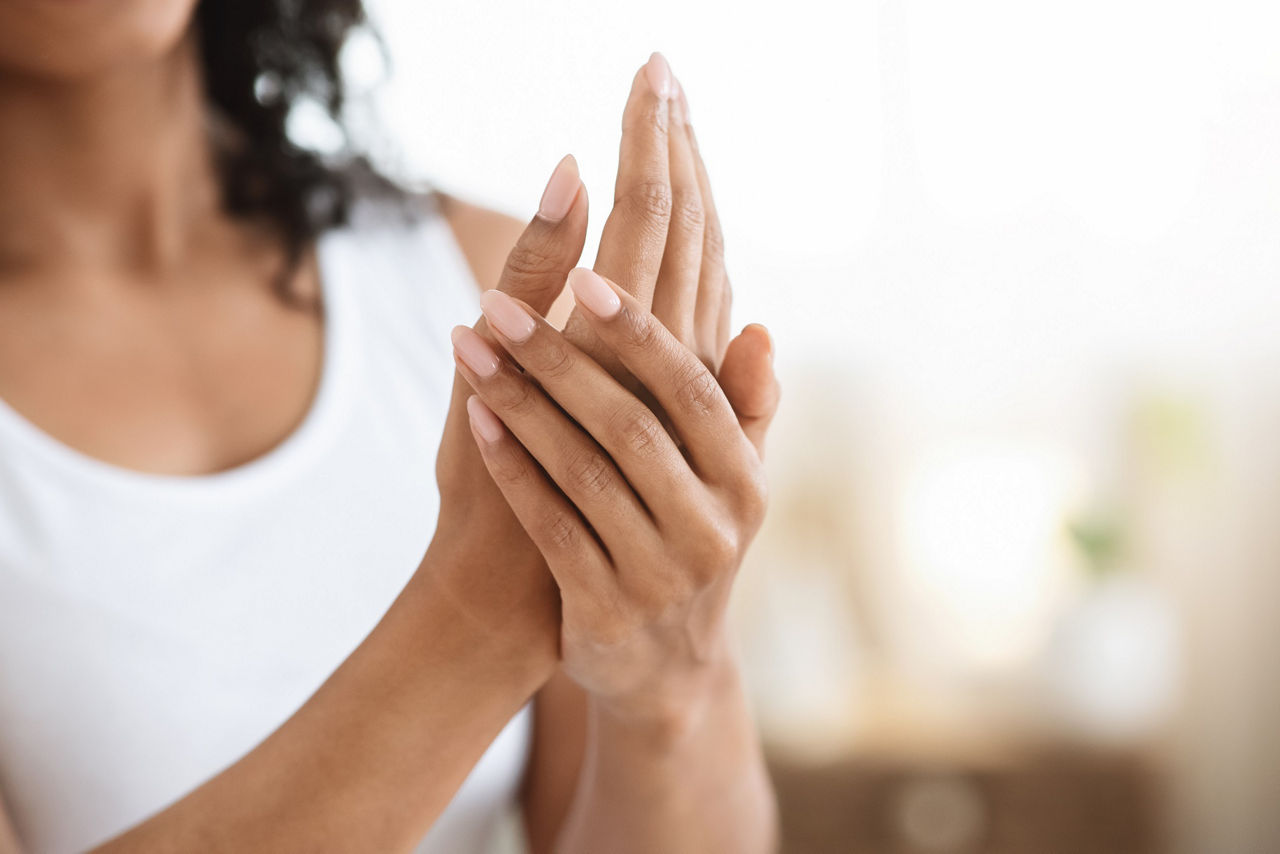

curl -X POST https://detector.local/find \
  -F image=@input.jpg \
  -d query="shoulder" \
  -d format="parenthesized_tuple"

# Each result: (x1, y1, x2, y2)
(433, 193, 527, 294)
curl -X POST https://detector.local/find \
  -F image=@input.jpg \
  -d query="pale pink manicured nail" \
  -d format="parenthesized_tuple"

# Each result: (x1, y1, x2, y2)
(567, 268, 621, 319)
(479, 290, 536, 342)
(538, 154, 579, 222)
(467, 395, 504, 444)
(644, 52, 673, 100)
(677, 80, 691, 123)
(670, 79, 685, 124)
(747, 323, 774, 362)
(450, 326, 500, 377)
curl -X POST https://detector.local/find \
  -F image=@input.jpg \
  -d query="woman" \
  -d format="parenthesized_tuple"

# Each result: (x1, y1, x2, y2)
(0, 1, 780, 852)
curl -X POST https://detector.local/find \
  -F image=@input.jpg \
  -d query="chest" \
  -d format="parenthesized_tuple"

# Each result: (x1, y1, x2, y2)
(0, 217, 528, 852)
(0, 355, 444, 851)
(0, 260, 324, 476)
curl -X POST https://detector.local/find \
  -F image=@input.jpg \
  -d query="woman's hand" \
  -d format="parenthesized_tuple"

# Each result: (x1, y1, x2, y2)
(426, 52, 671, 652)
(450, 268, 779, 724)
(565, 54, 735, 385)
(427, 156, 590, 661)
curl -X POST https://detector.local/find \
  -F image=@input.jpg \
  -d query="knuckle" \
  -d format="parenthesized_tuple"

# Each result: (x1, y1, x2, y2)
(529, 338, 575, 380)
(692, 523, 739, 576)
(489, 443, 532, 487)
(620, 180, 674, 223)
(543, 509, 579, 552)
(619, 305, 664, 352)
(626, 573, 682, 616)
(564, 449, 614, 498)
(503, 241, 560, 283)
(669, 189, 705, 236)
(672, 362, 721, 416)
(734, 461, 770, 527)
(610, 404, 665, 459)
(622, 98, 669, 137)
(702, 219, 726, 262)
(492, 375, 538, 416)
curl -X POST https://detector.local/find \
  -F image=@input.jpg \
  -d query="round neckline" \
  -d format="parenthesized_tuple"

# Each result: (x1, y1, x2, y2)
(0, 226, 359, 501)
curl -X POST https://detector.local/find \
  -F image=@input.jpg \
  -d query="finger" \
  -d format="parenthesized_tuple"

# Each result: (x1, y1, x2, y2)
(716, 278, 732, 362)
(719, 324, 781, 458)
(493, 154, 588, 316)
(451, 325, 659, 552)
(560, 54, 673, 392)
(478, 288, 705, 515)
(649, 74, 704, 350)
(438, 155, 588, 504)
(592, 52, 675, 307)
(465, 395, 614, 598)
(566, 268, 755, 484)
(679, 86, 731, 367)
(447, 154, 587, 408)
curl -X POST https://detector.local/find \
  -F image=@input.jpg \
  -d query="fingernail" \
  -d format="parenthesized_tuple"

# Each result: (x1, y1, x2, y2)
(644, 52, 673, 100)
(480, 290, 536, 343)
(467, 395, 504, 444)
(677, 80, 691, 123)
(567, 268, 621, 319)
(747, 323, 774, 362)
(450, 326, 500, 377)
(537, 154, 579, 222)
(670, 79, 685, 125)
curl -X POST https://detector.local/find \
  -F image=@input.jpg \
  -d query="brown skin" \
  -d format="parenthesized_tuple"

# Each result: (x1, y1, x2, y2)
(460, 272, 778, 852)
(434, 63, 781, 852)
(0, 2, 779, 852)
(433, 198, 594, 851)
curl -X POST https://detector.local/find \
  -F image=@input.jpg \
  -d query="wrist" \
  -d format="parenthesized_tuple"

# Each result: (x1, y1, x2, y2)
(591, 643, 744, 753)
(410, 538, 560, 685)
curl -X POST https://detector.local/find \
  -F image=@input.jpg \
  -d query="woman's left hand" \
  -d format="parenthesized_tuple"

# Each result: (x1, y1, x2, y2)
(450, 266, 778, 726)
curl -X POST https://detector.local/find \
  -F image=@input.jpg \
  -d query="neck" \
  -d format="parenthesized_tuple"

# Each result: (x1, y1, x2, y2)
(0, 32, 223, 276)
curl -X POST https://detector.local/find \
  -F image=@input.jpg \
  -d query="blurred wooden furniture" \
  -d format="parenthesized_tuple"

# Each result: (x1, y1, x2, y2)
(768, 745, 1163, 854)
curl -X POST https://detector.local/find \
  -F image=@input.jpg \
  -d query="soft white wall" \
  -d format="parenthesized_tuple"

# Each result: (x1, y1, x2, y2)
(355, 0, 879, 349)
(357, 0, 1280, 377)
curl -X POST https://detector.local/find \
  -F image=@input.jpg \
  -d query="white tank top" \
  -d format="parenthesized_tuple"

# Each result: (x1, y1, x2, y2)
(0, 200, 532, 853)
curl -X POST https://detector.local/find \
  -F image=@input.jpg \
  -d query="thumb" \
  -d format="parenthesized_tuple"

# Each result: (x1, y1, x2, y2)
(719, 323, 780, 458)
(490, 155, 589, 317)
(442, 156, 588, 471)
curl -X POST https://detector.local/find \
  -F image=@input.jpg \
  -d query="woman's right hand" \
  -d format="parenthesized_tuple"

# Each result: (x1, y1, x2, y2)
(426, 153, 590, 663)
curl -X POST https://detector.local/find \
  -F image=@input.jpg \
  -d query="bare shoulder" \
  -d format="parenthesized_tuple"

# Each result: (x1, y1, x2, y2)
(434, 193, 527, 294)
(0, 793, 20, 854)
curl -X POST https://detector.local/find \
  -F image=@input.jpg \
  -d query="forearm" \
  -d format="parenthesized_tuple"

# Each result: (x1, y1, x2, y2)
(91, 554, 556, 854)
(555, 650, 778, 854)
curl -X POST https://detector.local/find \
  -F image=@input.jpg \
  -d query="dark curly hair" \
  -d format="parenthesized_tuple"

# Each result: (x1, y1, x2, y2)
(195, 0, 409, 299)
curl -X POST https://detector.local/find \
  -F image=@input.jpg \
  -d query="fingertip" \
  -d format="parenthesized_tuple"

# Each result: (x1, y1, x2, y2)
(537, 154, 581, 223)
(451, 325, 501, 378)
(742, 322, 768, 358)
(466, 395, 505, 444)
(567, 267, 622, 319)
(737, 323, 775, 365)
(644, 52, 673, 99)
(722, 326, 781, 421)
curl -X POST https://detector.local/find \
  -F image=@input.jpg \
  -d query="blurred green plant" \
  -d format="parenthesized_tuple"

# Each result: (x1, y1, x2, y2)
(1066, 513, 1126, 580)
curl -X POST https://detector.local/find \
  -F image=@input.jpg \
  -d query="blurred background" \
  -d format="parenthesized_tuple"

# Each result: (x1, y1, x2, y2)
(333, 1, 1280, 851)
